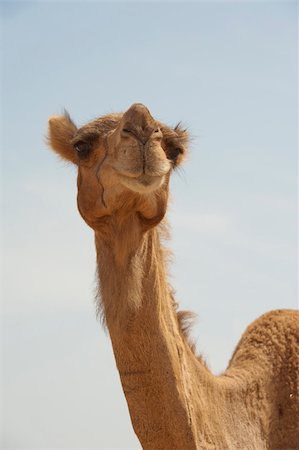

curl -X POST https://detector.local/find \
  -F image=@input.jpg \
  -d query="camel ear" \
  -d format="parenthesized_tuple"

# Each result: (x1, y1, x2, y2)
(48, 112, 78, 164)
(161, 123, 189, 167)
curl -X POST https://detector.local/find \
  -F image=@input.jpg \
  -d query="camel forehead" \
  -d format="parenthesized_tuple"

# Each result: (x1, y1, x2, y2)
(73, 104, 159, 143)
(73, 112, 122, 144)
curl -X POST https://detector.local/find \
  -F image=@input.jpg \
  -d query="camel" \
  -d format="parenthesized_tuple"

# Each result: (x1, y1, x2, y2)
(47, 103, 299, 450)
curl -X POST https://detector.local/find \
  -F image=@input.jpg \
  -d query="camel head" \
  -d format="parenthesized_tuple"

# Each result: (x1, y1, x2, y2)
(48, 103, 188, 231)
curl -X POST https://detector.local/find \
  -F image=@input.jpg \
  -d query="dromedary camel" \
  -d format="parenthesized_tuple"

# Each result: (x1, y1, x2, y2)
(48, 103, 298, 450)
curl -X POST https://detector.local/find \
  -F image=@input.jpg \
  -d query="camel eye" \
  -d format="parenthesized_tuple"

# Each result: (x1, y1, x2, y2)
(154, 129, 159, 133)
(168, 147, 182, 162)
(123, 128, 131, 133)
(74, 141, 91, 158)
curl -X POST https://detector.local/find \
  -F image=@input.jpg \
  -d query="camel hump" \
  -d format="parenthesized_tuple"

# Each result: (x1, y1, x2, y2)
(227, 308, 299, 373)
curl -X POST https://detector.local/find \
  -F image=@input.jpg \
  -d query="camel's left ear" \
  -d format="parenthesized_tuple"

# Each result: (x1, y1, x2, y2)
(47, 112, 78, 164)
(161, 123, 189, 167)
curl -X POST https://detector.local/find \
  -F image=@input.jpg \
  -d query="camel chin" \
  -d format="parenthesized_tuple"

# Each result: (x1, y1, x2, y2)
(118, 173, 165, 194)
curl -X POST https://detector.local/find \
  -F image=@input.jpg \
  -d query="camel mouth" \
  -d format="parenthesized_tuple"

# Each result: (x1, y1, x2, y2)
(118, 173, 165, 193)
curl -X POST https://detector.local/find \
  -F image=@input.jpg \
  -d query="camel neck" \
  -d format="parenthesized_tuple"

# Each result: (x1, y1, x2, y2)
(95, 220, 200, 449)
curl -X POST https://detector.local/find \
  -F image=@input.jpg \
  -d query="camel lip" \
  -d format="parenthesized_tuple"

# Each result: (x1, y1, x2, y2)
(137, 174, 161, 186)
(120, 172, 162, 184)
(111, 159, 171, 181)
(118, 172, 165, 193)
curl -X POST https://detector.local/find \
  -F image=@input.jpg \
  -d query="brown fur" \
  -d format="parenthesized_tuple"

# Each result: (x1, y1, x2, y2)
(47, 103, 299, 449)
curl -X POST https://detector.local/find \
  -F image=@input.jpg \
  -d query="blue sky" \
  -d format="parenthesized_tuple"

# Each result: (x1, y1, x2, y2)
(2, 1, 297, 448)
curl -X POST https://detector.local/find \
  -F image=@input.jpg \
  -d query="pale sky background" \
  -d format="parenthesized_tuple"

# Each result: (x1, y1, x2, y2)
(1, 1, 297, 449)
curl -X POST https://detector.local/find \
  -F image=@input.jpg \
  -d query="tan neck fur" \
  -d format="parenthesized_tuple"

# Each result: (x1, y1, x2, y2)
(95, 218, 202, 448)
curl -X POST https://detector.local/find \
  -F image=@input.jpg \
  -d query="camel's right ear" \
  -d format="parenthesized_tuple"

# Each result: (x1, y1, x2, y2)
(47, 112, 78, 164)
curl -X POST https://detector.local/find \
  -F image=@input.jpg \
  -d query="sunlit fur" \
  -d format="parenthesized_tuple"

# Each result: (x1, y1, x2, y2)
(48, 103, 299, 450)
